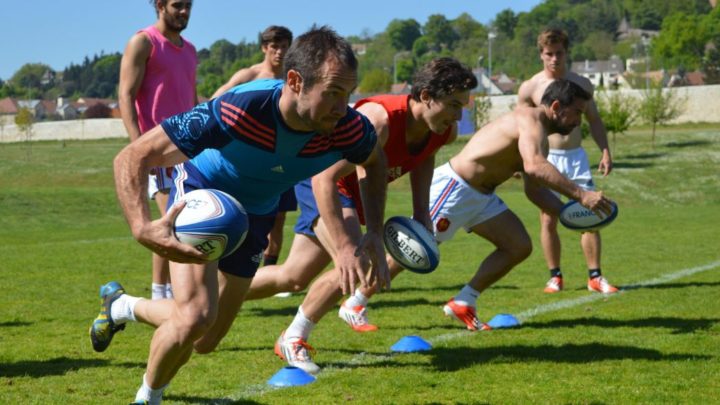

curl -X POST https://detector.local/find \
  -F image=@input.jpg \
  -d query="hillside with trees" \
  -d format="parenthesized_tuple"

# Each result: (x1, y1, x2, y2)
(1, 0, 717, 101)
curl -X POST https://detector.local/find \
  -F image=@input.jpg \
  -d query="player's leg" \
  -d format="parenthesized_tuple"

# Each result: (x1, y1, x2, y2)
(263, 211, 286, 266)
(274, 208, 361, 374)
(445, 209, 531, 331)
(135, 260, 219, 403)
(150, 170, 173, 299)
(245, 234, 331, 300)
(583, 230, 618, 293)
(338, 255, 404, 331)
(540, 209, 564, 293)
(193, 271, 252, 353)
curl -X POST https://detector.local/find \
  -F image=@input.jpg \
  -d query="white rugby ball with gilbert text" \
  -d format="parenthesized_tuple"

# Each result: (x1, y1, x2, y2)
(559, 200, 618, 232)
(383, 216, 440, 274)
(174, 189, 249, 261)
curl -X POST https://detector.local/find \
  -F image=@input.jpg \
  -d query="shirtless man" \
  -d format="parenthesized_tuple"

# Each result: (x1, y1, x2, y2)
(517, 28, 617, 294)
(435, 78, 615, 331)
(211, 25, 295, 270)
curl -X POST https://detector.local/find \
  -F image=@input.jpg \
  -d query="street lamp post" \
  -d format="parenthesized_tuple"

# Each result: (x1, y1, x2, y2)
(393, 51, 409, 84)
(487, 31, 497, 91)
(641, 35, 651, 90)
(476, 55, 484, 92)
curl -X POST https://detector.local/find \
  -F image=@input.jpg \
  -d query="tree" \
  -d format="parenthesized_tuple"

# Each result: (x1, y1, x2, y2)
(358, 68, 391, 93)
(638, 86, 686, 148)
(494, 9, 519, 39)
(386, 19, 421, 51)
(423, 14, 459, 50)
(595, 90, 638, 153)
(15, 107, 34, 156)
(652, 12, 708, 70)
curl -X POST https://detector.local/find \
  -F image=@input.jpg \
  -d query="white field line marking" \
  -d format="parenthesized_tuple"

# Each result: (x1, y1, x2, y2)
(0, 236, 132, 249)
(220, 259, 719, 401)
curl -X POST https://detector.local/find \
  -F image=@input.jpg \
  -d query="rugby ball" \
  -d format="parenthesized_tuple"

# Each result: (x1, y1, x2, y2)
(174, 189, 248, 261)
(559, 200, 618, 232)
(383, 216, 440, 274)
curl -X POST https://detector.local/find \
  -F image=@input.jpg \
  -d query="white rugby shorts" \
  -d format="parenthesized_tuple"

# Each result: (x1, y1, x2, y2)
(547, 147, 595, 192)
(429, 163, 508, 243)
(147, 166, 175, 200)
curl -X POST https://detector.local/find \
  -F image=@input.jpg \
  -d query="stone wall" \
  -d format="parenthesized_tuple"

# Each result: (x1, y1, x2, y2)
(0, 118, 127, 143)
(483, 84, 720, 125)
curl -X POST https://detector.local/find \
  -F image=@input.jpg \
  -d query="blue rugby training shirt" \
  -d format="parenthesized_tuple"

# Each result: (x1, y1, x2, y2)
(161, 79, 376, 215)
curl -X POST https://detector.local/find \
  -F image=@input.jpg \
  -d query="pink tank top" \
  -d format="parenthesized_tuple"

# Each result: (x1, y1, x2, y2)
(135, 25, 198, 133)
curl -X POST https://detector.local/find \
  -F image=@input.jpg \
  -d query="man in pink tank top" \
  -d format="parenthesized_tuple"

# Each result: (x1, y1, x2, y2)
(118, 0, 198, 302)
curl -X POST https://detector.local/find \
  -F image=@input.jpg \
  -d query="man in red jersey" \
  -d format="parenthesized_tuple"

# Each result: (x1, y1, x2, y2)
(242, 58, 476, 374)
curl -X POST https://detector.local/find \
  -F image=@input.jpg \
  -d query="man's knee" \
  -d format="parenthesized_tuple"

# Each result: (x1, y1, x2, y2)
(175, 305, 217, 342)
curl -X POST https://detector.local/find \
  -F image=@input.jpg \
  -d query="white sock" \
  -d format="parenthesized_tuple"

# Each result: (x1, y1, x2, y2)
(151, 283, 165, 300)
(454, 285, 480, 307)
(164, 283, 173, 299)
(110, 294, 142, 324)
(285, 306, 315, 341)
(345, 290, 368, 307)
(135, 373, 167, 405)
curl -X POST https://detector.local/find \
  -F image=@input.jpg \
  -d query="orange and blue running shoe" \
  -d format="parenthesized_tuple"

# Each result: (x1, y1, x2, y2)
(89, 281, 126, 352)
(338, 301, 378, 332)
(443, 298, 491, 331)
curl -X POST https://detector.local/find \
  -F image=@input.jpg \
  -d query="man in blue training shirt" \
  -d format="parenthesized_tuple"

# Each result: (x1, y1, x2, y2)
(89, 26, 389, 404)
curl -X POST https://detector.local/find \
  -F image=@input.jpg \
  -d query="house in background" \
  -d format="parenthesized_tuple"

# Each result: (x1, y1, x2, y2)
(0, 97, 19, 126)
(571, 56, 630, 89)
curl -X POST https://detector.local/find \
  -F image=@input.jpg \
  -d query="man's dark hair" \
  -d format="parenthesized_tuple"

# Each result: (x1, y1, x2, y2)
(541, 79, 591, 107)
(283, 26, 357, 89)
(260, 26, 293, 46)
(410, 57, 477, 101)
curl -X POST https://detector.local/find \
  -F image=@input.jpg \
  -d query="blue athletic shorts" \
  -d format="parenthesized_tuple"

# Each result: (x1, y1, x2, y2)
(168, 162, 275, 278)
(293, 178, 355, 237)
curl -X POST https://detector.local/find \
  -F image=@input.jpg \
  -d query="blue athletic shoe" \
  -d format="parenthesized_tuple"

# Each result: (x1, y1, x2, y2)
(89, 281, 126, 352)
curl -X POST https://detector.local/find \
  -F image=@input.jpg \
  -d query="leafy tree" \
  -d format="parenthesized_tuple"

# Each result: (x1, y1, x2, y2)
(494, 9, 519, 39)
(595, 90, 638, 152)
(638, 85, 686, 148)
(386, 19, 422, 51)
(423, 14, 459, 50)
(358, 68, 391, 93)
(15, 107, 34, 156)
(452, 13, 484, 39)
(652, 12, 708, 70)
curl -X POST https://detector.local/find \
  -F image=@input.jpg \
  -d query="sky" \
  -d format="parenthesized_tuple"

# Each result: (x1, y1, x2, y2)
(0, 0, 543, 81)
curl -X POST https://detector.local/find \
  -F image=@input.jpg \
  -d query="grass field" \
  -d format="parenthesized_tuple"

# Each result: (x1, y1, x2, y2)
(0, 126, 718, 404)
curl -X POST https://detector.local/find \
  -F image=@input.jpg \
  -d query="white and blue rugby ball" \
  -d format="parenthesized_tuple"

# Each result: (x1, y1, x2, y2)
(383, 216, 440, 274)
(174, 189, 248, 261)
(559, 200, 618, 232)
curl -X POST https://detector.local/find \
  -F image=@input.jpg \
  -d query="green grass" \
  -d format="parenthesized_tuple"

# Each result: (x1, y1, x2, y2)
(0, 128, 718, 404)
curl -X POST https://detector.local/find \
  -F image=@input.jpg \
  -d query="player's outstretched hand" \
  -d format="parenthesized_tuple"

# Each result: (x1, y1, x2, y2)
(579, 190, 614, 219)
(336, 242, 370, 295)
(357, 231, 391, 292)
(136, 201, 208, 264)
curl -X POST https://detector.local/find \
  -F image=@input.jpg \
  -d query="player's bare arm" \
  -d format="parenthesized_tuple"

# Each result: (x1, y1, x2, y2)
(113, 126, 206, 263)
(354, 141, 390, 290)
(118, 33, 152, 142)
(409, 152, 435, 231)
(210, 66, 258, 99)
(584, 98, 613, 176)
(517, 110, 612, 217)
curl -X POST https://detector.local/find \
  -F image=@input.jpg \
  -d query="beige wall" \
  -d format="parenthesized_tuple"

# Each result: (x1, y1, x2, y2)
(0, 118, 127, 143)
(484, 84, 720, 125)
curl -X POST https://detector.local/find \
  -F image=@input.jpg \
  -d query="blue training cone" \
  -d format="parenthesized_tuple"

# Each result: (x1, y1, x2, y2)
(267, 366, 316, 387)
(487, 313, 520, 329)
(390, 335, 432, 353)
